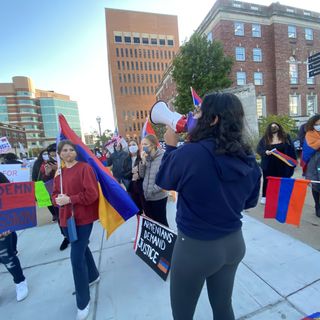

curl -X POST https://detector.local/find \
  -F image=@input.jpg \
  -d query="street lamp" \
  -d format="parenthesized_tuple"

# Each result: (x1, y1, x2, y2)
(96, 116, 102, 146)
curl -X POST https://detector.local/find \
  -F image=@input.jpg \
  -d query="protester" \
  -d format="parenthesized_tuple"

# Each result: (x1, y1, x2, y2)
(156, 92, 261, 320)
(31, 149, 47, 181)
(0, 172, 28, 302)
(106, 141, 130, 188)
(303, 114, 320, 217)
(3, 153, 22, 164)
(257, 122, 296, 204)
(139, 135, 168, 226)
(124, 140, 146, 214)
(52, 140, 100, 320)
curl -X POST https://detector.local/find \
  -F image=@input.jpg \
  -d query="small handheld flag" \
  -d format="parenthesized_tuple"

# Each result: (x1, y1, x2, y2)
(270, 148, 297, 167)
(190, 87, 202, 108)
(141, 117, 156, 139)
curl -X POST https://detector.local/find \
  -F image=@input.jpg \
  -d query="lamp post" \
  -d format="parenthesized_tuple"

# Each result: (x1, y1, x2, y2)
(96, 116, 102, 146)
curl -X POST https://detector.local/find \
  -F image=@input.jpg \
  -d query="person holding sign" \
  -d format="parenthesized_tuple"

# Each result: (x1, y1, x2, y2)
(156, 92, 261, 320)
(52, 140, 100, 320)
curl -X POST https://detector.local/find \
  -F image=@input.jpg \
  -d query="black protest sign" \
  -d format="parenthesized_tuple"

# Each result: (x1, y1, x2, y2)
(134, 215, 177, 281)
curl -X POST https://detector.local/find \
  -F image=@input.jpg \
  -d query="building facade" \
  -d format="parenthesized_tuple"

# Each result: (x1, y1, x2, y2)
(105, 8, 179, 140)
(195, 0, 320, 125)
(0, 122, 27, 155)
(0, 76, 81, 150)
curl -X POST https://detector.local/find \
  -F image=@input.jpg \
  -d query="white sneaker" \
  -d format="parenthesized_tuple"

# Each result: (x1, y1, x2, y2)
(76, 301, 90, 320)
(260, 197, 266, 205)
(89, 275, 100, 287)
(16, 280, 28, 302)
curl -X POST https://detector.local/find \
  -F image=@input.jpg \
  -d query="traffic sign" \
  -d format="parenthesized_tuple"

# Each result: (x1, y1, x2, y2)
(308, 52, 320, 63)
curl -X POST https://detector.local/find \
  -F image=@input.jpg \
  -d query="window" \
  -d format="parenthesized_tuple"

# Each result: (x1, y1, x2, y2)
(151, 38, 157, 45)
(115, 35, 122, 43)
(254, 72, 263, 85)
(234, 22, 244, 36)
(305, 28, 313, 41)
(142, 37, 149, 44)
(133, 37, 140, 44)
(159, 39, 165, 46)
(167, 39, 174, 46)
(131, 61, 134, 70)
(134, 49, 137, 58)
(307, 64, 315, 84)
(289, 57, 298, 84)
(307, 95, 317, 115)
(288, 26, 296, 38)
(236, 72, 246, 85)
(117, 61, 120, 70)
(289, 94, 300, 116)
(256, 96, 266, 117)
(125, 48, 128, 57)
(252, 24, 261, 37)
(253, 48, 262, 62)
(120, 48, 124, 57)
(116, 48, 119, 57)
(207, 32, 213, 42)
(235, 47, 245, 61)
(124, 36, 131, 44)
(136, 62, 139, 70)
(119, 74, 122, 82)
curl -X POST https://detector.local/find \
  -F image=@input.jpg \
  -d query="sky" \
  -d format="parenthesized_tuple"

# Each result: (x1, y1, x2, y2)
(0, 0, 319, 135)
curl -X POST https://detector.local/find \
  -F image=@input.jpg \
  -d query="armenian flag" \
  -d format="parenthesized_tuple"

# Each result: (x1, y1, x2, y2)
(58, 114, 139, 237)
(302, 312, 320, 319)
(301, 130, 320, 173)
(264, 177, 310, 226)
(141, 117, 156, 139)
(270, 148, 297, 167)
(190, 87, 202, 108)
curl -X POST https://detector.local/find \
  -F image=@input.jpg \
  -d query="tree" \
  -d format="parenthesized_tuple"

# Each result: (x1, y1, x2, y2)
(172, 33, 233, 114)
(92, 129, 114, 148)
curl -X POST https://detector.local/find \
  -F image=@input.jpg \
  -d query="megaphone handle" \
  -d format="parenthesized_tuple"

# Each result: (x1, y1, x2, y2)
(176, 116, 187, 133)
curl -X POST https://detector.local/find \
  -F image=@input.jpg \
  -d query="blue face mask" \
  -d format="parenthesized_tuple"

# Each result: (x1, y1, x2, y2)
(143, 146, 150, 154)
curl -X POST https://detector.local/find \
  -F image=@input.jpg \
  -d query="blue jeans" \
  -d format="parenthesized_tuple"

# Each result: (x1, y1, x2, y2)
(62, 223, 99, 310)
(0, 233, 25, 284)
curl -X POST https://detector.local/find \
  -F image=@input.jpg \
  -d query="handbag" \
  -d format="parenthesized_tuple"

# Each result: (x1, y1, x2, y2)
(67, 206, 78, 242)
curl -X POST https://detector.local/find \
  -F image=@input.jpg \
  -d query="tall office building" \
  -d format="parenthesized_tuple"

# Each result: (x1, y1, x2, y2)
(105, 8, 179, 140)
(0, 76, 81, 150)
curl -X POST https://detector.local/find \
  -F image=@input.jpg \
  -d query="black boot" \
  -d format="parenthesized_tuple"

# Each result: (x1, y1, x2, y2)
(59, 237, 69, 251)
(316, 207, 320, 218)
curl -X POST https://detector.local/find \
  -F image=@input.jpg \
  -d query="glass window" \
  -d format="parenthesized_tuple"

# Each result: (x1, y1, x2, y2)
(234, 22, 244, 36)
(236, 72, 246, 85)
(207, 32, 213, 42)
(136, 62, 139, 70)
(252, 24, 261, 37)
(253, 48, 262, 62)
(126, 61, 130, 70)
(256, 96, 266, 117)
(289, 94, 300, 116)
(307, 64, 315, 85)
(151, 38, 157, 45)
(115, 35, 122, 43)
(131, 61, 134, 70)
(305, 28, 313, 40)
(142, 37, 149, 44)
(289, 57, 298, 84)
(288, 26, 296, 38)
(116, 48, 119, 57)
(120, 48, 124, 57)
(235, 47, 245, 61)
(125, 48, 128, 57)
(133, 37, 140, 44)
(307, 95, 317, 115)
(117, 61, 120, 70)
(124, 36, 131, 43)
(134, 49, 137, 58)
(159, 39, 165, 46)
(254, 72, 263, 85)
(167, 39, 174, 46)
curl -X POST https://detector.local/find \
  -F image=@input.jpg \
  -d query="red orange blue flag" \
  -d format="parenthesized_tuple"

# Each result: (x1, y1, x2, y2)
(58, 114, 138, 237)
(264, 177, 310, 226)
(270, 148, 297, 167)
(190, 87, 202, 108)
(141, 117, 156, 139)
(301, 130, 320, 173)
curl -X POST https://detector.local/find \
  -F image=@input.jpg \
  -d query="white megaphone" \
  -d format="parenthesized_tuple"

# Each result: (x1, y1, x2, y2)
(149, 101, 188, 133)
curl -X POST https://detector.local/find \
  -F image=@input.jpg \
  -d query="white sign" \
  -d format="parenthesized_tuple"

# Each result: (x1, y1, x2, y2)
(0, 164, 31, 182)
(0, 137, 11, 154)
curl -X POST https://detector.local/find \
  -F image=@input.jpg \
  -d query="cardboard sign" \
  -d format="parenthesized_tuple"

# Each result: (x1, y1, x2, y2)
(0, 182, 37, 233)
(134, 215, 177, 281)
(35, 181, 52, 207)
(0, 164, 31, 182)
(0, 137, 11, 154)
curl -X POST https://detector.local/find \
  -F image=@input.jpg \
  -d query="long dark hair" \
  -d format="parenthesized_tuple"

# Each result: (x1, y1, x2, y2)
(305, 114, 320, 132)
(264, 122, 288, 145)
(189, 92, 252, 156)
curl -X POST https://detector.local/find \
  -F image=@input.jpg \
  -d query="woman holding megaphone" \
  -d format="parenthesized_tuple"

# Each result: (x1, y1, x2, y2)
(156, 92, 261, 320)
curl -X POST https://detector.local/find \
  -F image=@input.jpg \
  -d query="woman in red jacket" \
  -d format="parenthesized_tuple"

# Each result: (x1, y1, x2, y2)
(52, 140, 100, 320)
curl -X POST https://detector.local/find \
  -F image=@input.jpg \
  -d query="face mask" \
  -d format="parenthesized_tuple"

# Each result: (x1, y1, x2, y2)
(129, 145, 138, 153)
(143, 146, 150, 154)
(42, 154, 49, 161)
(271, 126, 279, 133)
(314, 125, 320, 132)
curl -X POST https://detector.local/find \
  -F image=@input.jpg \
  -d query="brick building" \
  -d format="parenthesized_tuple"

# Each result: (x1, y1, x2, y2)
(105, 9, 179, 140)
(157, 0, 320, 126)
(0, 122, 27, 155)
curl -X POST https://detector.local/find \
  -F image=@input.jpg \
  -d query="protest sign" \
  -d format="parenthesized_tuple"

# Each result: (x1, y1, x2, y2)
(0, 137, 11, 154)
(0, 181, 37, 233)
(134, 215, 177, 281)
(35, 181, 52, 207)
(0, 164, 31, 182)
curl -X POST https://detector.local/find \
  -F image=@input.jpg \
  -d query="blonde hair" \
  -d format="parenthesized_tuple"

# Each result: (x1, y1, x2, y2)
(143, 134, 158, 149)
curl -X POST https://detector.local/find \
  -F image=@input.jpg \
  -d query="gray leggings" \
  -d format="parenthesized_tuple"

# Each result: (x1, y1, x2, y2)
(170, 229, 245, 320)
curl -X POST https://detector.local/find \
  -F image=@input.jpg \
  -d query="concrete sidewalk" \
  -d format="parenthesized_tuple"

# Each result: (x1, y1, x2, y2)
(1, 201, 320, 320)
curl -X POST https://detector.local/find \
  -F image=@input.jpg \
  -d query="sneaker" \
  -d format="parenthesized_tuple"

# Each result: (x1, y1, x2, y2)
(16, 280, 28, 302)
(89, 275, 100, 287)
(260, 197, 266, 205)
(76, 301, 90, 320)
(59, 238, 69, 251)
